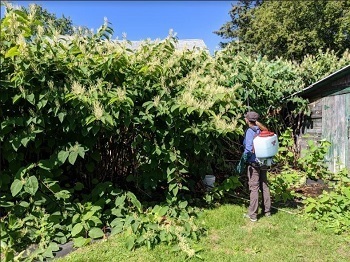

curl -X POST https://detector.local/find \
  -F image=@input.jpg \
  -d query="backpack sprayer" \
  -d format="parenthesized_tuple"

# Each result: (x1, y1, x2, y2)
(253, 130, 279, 166)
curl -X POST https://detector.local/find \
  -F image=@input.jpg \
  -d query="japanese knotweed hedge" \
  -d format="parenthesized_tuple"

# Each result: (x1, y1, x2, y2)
(1, 7, 310, 203)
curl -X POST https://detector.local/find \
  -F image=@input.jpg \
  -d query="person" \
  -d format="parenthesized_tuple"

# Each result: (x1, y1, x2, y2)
(243, 111, 271, 222)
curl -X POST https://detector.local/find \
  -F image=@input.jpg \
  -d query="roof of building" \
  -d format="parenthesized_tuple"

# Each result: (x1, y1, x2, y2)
(55, 35, 207, 52)
(118, 39, 208, 51)
(292, 65, 350, 99)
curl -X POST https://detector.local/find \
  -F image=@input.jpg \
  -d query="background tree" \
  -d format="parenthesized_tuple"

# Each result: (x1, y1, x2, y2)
(214, 0, 261, 49)
(215, 0, 350, 61)
(2, 2, 77, 35)
(23, 4, 75, 35)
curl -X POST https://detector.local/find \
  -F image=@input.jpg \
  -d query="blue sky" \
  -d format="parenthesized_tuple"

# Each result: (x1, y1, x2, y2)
(2, 1, 236, 54)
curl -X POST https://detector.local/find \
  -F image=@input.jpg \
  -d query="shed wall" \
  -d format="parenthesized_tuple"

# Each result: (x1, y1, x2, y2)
(322, 93, 350, 172)
(296, 68, 350, 173)
(298, 92, 350, 172)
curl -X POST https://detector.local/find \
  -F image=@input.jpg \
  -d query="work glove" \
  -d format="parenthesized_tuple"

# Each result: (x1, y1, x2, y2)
(242, 152, 252, 163)
(235, 152, 252, 175)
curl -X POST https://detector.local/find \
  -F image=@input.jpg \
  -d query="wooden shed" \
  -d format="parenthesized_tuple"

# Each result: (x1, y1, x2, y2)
(293, 65, 350, 172)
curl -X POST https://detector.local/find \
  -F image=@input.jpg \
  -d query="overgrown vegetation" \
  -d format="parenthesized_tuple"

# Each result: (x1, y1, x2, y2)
(1, 3, 349, 261)
(56, 204, 350, 262)
(303, 168, 350, 234)
(271, 129, 350, 235)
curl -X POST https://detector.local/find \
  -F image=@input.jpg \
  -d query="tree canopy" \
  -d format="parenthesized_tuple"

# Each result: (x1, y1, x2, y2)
(1, 3, 75, 35)
(215, 0, 350, 61)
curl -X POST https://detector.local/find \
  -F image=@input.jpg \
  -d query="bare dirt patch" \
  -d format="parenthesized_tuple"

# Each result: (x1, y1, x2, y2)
(293, 183, 328, 198)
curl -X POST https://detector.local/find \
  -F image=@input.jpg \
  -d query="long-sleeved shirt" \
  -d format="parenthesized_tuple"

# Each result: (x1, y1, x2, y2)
(243, 126, 260, 163)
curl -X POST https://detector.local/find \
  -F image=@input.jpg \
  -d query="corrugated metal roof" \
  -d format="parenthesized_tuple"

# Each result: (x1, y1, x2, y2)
(53, 36, 207, 52)
(292, 65, 350, 99)
(175, 39, 207, 50)
(117, 39, 208, 52)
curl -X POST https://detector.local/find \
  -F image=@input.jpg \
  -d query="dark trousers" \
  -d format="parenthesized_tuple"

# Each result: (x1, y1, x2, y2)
(247, 164, 271, 219)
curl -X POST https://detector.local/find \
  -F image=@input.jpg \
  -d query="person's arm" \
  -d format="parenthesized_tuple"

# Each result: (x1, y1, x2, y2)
(256, 121, 268, 131)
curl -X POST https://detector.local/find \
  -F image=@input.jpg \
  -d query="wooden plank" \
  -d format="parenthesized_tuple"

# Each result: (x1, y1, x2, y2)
(322, 96, 335, 172)
(335, 95, 345, 171)
(312, 119, 322, 129)
(346, 93, 350, 171)
(304, 129, 322, 135)
(322, 94, 348, 172)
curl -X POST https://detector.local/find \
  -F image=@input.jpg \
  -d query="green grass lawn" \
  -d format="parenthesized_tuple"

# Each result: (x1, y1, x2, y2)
(56, 203, 350, 262)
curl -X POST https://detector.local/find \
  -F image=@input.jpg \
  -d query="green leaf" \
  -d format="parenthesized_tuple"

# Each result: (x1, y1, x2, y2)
(89, 216, 102, 226)
(114, 195, 126, 207)
(111, 208, 123, 217)
(58, 112, 65, 123)
(5, 46, 19, 58)
(71, 223, 84, 237)
(305, 203, 316, 213)
(152, 205, 160, 214)
(38, 159, 54, 170)
(26, 93, 35, 105)
(287, 152, 294, 157)
(179, 201, 188, 209)
(77, 147, 86, 158)
(0, 200, 14, 207)
(10, 179, 23, 197)
(24, 176, 39, 195)
(131, 221, 139, 234)
(11, 137, 21, 151)
(42, 242, 60, 258)
(104, 114, 114, 126)
(187, 106, 196, 115)
(136, 235, 146, 244)
(167, 167, 176, 175)
(74, 182, 84, 191)
(157, 206, 169, 217)
(127, 192, 142, 212)
(110, 226, 123, 236)
(170, 104, 179, 112)
(343, 187, 350, 199)
(73, 236, 90, 248)
(20, 136, 31, 147)
(110, 217, 124, 228)
(138, 65, 149, 73)
(54, 190, 71, 200)
(169, 153, 176, 162)
(82, 211, 95, 221)
(172, 186, 178, 196)
(125, 235, 135, 251)
(19, 201, 30, 207)
(68, 151, 78, 165)
(12, 94, 22, 104)
(88, 227, 104, 239)
(58, 151, 69, 164)
(85, 115, 96, 125)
